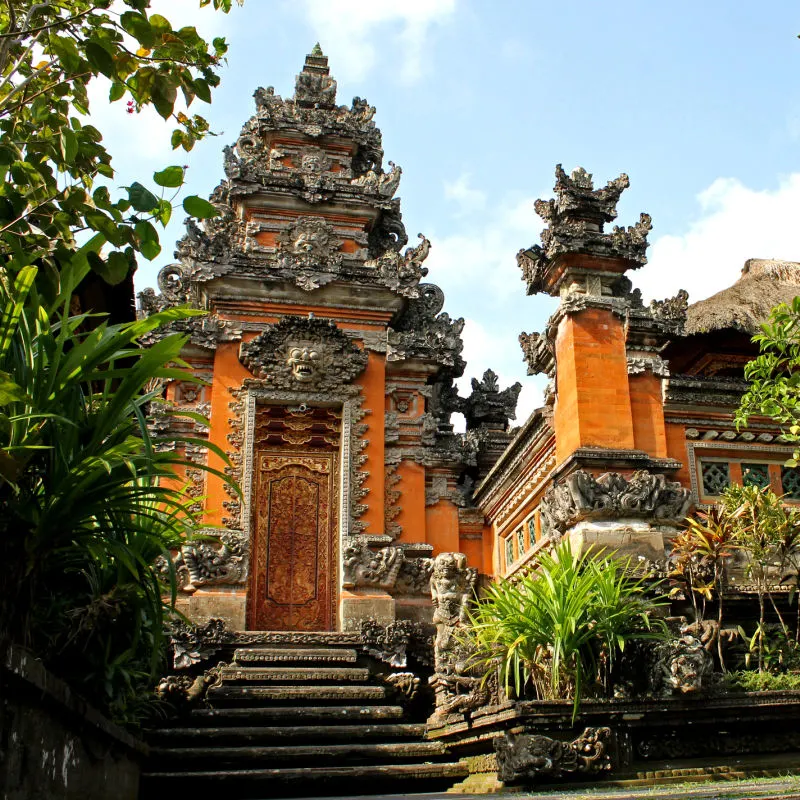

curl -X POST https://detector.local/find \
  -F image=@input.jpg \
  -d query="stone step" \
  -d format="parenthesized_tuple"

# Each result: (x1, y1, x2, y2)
(141, 761, 468, 800)
(206, 684, 387, 704)
(188, 704, 404, 724)
(218, 665, 369, 683)
(233, 647, 358, 664)
(151, 740, 448, 767)
(150, 723, 426, 745)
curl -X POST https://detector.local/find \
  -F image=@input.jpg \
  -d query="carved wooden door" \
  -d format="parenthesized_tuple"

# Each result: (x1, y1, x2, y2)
(249, 451, 338, 630)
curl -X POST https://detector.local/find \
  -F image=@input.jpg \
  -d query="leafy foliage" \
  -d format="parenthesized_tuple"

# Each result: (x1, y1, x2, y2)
(0, 0, 240, 290)
(669, 505, 739, 669)
(737, 296, 800, 466)
(0, 264, 236, 722)
(466, 541, 668, 716)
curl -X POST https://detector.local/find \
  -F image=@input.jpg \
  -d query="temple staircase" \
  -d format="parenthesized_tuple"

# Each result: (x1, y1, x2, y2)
(141, 637, 466, 798)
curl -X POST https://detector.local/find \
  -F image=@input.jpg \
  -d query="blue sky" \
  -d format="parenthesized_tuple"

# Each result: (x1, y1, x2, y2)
(105, 1, 800, 423)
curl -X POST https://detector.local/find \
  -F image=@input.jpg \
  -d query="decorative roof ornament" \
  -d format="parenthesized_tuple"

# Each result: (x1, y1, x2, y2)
(294, 43, 337, 108)
(518, 164, 652, 297)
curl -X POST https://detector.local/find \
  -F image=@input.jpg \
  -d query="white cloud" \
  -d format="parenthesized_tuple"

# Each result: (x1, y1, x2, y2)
(427, 193, 543, 303)
(301, 0, 456, 83)
(444, 172, 486, 216)
(636, 173, 800, 304)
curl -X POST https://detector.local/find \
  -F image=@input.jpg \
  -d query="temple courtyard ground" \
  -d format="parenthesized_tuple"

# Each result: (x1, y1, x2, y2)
(290, 774, 800, 800)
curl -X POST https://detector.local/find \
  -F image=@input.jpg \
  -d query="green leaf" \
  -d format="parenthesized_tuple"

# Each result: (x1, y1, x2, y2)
(60, 129, 78, 165)
(127, 182, 159, 213)
(109, 82, 126, 102)
(135, 220, 161, 260)
(182, 196, 218, 219)
(153, 166, 184, 188)
(193, 78, 211, 103)
(91, 250, 132, 285)
(120, 11, 156, 49)
(155, 199, 172, 226)
(85, 42, 116, 78)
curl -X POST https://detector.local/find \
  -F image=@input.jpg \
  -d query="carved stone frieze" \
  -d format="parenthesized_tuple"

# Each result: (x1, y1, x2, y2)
(168, 618, 235, 670)
(627, 356, 670, 377)
(170, 529, 249, 593)
(388, 283, 465, 373)
(649, 630, 714, 697)
(276, 216, 344, 272)
(649, 288, 689, 326)
(239, 316, 368, 391)
(385, 465, 402, 539)
(495, 728, 613, 783)
(519, 330, 555, 378)
(540, 469, 692, 537)
(359, 619, 434, 667)
(365, 233, 431, 298)
(342, 539, 433, 594)
(428, 552, 491, 717)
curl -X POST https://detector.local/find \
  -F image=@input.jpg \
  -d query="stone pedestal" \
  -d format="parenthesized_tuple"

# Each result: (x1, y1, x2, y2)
(340, 588, 395, 631)
(567, 519, 670, 564)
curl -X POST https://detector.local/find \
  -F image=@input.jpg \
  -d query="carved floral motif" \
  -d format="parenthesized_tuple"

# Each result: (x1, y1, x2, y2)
(540, 470, 692, 537)
(495, 728, 613, 783)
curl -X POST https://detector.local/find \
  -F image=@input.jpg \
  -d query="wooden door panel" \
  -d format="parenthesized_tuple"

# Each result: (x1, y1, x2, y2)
(249, 452, 337, 631)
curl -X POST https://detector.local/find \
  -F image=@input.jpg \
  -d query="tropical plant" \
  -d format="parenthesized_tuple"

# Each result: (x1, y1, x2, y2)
(721, 484, 800, 672)
(0, 264, 234, 722)
(466, 541, 668, 717)
(669, 506, 739, 670)
(737, 296, 800, 466)
(0, 0, 240, 294)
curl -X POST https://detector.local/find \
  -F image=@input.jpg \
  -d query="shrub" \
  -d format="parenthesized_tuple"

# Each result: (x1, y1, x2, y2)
(467, 540, 668, 716)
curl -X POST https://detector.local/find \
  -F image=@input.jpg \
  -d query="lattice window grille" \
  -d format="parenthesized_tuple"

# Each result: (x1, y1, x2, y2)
(527, 516, 536, 544)
(742, 463, 770, 490)
(782, 467, 800, 500)
(505, 536, 514, 568)
(516, 526, 526, 557)
(701, 461, 730, 496)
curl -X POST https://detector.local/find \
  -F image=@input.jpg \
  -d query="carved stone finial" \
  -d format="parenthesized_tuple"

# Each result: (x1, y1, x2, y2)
(462, 369, 522, 432)
(295, 45, 337, 108)
(519, 164, 650, 297)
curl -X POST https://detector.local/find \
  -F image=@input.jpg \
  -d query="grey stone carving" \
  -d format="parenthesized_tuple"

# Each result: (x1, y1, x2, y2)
(359, 619, 433, 668)
(239, 316, 368, 390)
(462, 369, 522, 432)
(495, 728, 613, 783)
(172, 529, 249, 593)
(342, 539, 433, 595)
(276, 216, 343, 271)
(429, 552, 490, 716)
(540, 470, 692, 536)
(519, 164, 652, 297)
(168, 618, 235, 670)
(366, 233, 431, 298)
(650, 629, 714, 697)
(649, 288, 689, 324)
(519, 330, 555, 378)
(294, 43, 337, 107)
(156, 663, 224, 710)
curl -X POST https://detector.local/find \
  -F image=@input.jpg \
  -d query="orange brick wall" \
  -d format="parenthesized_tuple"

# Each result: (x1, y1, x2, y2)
(555, 307, 634, 462)
(629, 372, 667, 458)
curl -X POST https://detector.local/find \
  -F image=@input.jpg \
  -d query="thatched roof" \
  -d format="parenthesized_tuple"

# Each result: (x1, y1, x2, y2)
(685, 259, 800, 335)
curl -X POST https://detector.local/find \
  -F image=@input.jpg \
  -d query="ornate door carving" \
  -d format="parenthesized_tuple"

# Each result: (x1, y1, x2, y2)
(248, 405, 341, 631)
(249, 453, 338, 630)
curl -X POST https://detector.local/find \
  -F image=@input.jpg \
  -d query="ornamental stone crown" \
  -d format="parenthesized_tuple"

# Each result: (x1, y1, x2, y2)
(518, 164, 653, 297)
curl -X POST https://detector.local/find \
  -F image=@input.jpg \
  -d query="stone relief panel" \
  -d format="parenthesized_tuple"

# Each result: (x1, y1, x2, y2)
(540, 469, 692, 538)
(239, 316, 368, 391)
